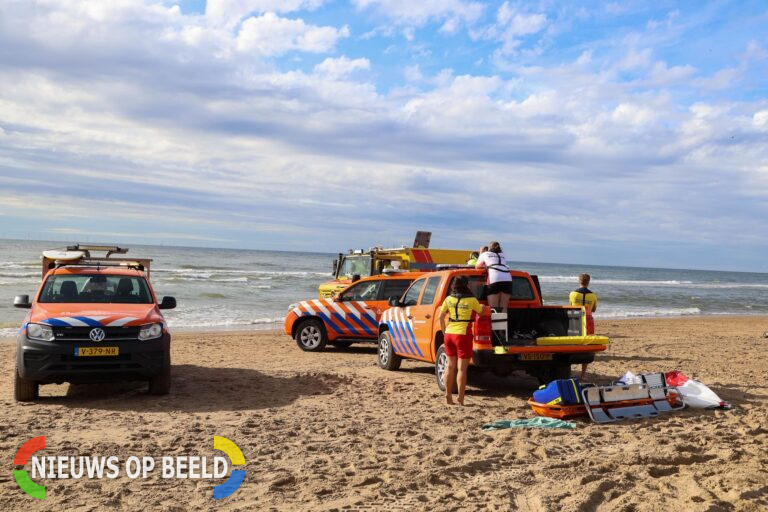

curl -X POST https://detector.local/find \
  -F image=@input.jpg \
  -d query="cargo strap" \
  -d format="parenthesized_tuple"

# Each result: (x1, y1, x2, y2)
(486, 252, 510, 273)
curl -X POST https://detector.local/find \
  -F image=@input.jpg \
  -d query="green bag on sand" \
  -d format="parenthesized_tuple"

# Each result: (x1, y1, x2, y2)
(481, 417, 576, 431)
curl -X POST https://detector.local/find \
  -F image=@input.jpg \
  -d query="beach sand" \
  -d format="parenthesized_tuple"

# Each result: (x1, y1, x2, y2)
(1, 316, 766, 511)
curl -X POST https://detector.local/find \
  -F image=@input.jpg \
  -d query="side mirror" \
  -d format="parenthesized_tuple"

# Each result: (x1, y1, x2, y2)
(388, 296, 401, 307)
(159, 296, 177, 310)
(14, 295, 32, 308)
(351, 274, 361, 283)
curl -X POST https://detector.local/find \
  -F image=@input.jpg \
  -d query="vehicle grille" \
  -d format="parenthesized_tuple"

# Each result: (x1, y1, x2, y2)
(52, 326, 141, 342)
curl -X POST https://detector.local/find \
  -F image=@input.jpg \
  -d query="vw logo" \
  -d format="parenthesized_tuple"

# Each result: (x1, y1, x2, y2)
(89, 328, 106, 342)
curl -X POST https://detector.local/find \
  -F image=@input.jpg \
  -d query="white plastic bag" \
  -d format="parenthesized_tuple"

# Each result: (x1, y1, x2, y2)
(665, 370, 729, 409)
(617, 371, 642, 385)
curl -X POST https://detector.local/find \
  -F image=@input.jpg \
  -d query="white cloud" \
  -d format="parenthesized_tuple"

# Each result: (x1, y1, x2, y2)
(205, 0, 324, 25)
(352, 0, 484, 31)
(236, 12, 349, 55)
(471, 2, 548, 56)
(314, 56, 370, 78)
(753, 110, 768, 129)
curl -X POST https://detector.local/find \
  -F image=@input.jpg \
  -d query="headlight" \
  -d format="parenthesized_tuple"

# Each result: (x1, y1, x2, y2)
(287, 303, 298, 312)
(27, 323, 54, 342)
(138, 323, 163, 341)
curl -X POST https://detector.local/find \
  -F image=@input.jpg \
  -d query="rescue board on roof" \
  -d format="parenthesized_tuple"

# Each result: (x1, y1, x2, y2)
(41, 250, 86, 261)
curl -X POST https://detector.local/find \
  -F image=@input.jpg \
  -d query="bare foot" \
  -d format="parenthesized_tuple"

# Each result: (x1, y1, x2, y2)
(446, 396, 455, 405)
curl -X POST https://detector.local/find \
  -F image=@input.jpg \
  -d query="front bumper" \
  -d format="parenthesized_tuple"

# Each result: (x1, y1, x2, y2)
(472, 349, 596, 368)
(17, 332, 170, 383)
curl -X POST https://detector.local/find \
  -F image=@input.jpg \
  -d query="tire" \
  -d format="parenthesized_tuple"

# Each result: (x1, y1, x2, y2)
(15, 367, 39, 402)
(377, 331, 402, 371)
(532, 362, 572, 385)
(331, 341, 353, 349)
(295, 319, 327, 352)
(434, 345, 456, 393)
(149, 351, 171, 395)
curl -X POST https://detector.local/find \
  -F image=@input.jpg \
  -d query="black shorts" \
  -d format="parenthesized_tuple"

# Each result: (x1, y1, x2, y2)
(488, 281, 513, 295)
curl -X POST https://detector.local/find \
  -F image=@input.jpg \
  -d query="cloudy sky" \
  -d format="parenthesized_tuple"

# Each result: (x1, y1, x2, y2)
(0, 1, 766, 271)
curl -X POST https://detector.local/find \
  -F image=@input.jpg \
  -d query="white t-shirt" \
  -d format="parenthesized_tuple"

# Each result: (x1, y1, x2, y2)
(476, 251, 512, 284)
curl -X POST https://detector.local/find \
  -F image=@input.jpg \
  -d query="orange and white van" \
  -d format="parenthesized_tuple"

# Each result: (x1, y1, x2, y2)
(13, 245, 176, 401)
(285, 272, 423, 351)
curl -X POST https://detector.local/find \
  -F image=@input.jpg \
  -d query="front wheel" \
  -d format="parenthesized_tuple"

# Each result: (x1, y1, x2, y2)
(295, 319, 327, 352)
(14, 367, 39, 402)
(377, 331, 401, 371)
(434, 345, 457, 393)
(149, 352, 171, 395)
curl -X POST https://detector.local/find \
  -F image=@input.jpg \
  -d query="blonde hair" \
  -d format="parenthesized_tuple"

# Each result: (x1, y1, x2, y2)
(579, 273, 591, 286)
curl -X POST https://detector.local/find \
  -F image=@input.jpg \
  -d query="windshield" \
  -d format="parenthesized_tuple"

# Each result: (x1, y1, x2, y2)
(338, 255, 372, 278)
(39, 274, 153, 304)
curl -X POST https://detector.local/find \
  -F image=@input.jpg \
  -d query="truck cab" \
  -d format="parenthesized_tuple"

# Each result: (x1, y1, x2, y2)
(376, 268, 608, 389)
(12, 245, 176, 401)
(318, 231, 472, 298)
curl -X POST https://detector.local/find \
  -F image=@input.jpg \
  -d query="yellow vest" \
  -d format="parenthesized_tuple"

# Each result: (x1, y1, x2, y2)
(440, 295, 482, 335)
(569, 288, 598, 312)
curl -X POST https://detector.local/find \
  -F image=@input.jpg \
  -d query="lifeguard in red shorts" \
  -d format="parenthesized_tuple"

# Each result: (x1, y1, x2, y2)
(438, 276, 484, 406)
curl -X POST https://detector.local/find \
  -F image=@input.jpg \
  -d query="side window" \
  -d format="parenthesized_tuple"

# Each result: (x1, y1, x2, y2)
(419, 277, 441, 305)
(340, 280, 381, 301)
(401, 279, 426, 306)
(511, 277, 534, 300)
(380, 279, 412, 301)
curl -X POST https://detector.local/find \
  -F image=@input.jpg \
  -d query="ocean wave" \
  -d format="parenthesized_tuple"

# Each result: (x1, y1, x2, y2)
(596, 307, 701, 319)
(155, 267, 328, 278)
(0, 271, 39, 278)
(538, 275, 694, 286)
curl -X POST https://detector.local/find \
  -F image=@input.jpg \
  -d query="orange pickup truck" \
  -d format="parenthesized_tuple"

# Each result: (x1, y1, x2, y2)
(377, 268, 608, 389)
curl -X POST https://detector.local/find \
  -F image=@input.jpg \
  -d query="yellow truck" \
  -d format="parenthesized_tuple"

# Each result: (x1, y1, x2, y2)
(319, 232, 471, 298)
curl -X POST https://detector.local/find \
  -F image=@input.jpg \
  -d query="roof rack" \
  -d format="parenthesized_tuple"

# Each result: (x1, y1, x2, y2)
(41, 244, 152, 279)
(435, 264, 476, 270)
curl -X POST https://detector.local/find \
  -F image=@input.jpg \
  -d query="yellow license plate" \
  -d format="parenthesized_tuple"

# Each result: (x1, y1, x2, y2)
(76, 347, 119, 357)
(520, 353, 553, 361)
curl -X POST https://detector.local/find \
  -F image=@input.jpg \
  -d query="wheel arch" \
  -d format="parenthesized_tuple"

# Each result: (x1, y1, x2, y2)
(291, 315, 324, 338)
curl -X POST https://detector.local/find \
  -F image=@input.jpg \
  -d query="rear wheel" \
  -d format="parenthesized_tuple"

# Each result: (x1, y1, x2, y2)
(377, 331, 402, 371)
(295, 319, 327, 352)
(435, 345, 457, 393)
(531, 362, 572, 385)
(15, 367, 39, 402)
(149, 352, 171, 395)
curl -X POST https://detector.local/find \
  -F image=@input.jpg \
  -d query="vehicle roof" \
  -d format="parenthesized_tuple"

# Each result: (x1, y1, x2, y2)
(46, 266, 149, 278)
(413, 268, 532, 278)
(357, 272, 427, 281)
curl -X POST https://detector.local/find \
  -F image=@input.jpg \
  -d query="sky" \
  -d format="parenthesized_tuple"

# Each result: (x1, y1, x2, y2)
(0, 1, 767, 272)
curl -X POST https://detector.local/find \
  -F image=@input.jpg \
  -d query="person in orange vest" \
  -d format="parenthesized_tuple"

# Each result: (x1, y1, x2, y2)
(569, 273, 598, 379)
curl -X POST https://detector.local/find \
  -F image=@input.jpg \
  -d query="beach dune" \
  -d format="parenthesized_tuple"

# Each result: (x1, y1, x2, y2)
(1, 316, 766, 511)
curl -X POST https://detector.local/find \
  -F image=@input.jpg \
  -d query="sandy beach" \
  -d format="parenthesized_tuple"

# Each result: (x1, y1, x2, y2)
(1, 316, 766, 511)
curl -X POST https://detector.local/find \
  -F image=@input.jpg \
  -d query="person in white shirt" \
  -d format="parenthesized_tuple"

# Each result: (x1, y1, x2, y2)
(475, 241, 512, 312)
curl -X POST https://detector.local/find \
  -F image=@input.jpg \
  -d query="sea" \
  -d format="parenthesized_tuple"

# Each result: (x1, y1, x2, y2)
(2, 239, 768, 338)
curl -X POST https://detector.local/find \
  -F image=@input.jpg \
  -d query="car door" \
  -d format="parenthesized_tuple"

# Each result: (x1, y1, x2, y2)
(386, 278, 426, 359)
(407, 276, 443, 362)
(333, 279, 382, 338)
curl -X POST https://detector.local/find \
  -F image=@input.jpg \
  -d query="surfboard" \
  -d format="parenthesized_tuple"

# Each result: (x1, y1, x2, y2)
(42, 249, 86, 261)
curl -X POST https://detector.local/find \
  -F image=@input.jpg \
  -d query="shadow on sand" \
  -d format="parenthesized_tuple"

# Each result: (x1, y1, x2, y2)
(41, 364, 343, 413)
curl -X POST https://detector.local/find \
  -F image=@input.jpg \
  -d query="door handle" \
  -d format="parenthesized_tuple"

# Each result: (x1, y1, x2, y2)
(407, 315, 413, 319)
(424, 314, 432, 319)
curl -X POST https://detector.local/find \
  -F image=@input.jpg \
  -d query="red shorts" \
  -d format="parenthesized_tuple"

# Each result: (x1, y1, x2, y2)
(444, 333, 473, 360)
